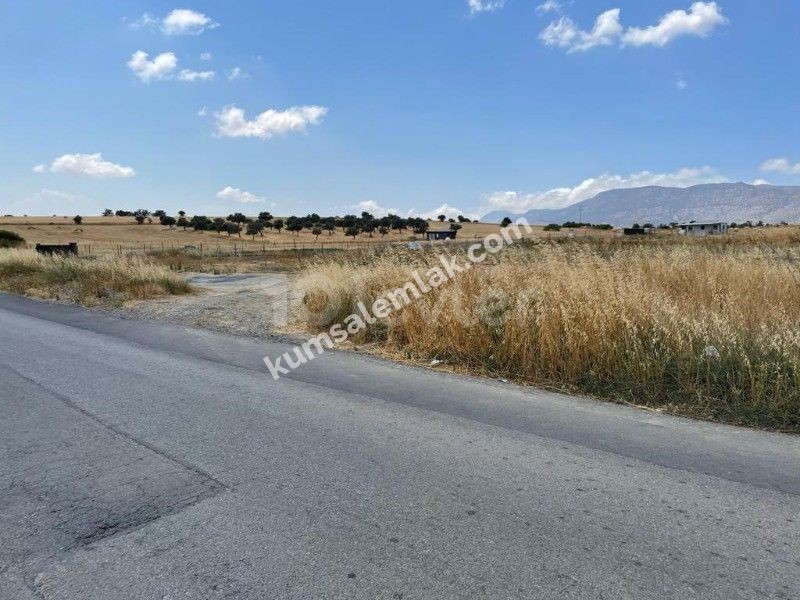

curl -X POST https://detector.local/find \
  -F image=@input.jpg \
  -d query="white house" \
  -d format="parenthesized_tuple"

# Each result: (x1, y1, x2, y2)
(680, 222, 728, 236)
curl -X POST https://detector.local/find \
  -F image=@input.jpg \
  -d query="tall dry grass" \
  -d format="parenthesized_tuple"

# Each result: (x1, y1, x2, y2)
(297, 239, 800, 431)
(0, 249, 192, 305)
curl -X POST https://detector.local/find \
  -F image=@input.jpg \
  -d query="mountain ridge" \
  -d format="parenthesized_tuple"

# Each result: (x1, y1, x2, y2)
(483, 183, 800, 226)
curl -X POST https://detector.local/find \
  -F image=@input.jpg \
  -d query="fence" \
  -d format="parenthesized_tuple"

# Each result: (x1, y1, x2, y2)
(22, 233, 492, 258)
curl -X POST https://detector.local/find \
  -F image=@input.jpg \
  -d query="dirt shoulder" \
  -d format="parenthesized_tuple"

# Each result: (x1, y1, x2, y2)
(121, 272, 302, 340)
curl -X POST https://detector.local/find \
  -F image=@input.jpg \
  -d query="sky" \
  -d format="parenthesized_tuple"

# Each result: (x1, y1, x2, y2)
(2, 1, 800, 219)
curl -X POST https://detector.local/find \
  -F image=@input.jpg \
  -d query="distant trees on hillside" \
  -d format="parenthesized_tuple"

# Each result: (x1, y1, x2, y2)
(98, 208, 491, 241)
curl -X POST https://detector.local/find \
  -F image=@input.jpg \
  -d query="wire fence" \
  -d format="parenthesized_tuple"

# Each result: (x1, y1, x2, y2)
(22, 235, 491, 258)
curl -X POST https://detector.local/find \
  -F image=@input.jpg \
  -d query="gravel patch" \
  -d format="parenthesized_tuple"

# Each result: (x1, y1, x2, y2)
(122, 272, 302, 340)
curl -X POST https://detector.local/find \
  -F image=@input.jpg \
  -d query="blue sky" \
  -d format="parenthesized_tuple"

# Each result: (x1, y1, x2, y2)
(2, 1, 799, 218)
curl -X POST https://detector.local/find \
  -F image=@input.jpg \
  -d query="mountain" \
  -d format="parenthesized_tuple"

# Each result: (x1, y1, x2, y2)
(482, 183, 800, 226)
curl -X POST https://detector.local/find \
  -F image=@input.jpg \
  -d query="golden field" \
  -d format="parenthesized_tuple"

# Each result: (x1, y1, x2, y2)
(296, 231, 800, 431)
(0, 249, 191, 306)
(0, 215, 544, 256)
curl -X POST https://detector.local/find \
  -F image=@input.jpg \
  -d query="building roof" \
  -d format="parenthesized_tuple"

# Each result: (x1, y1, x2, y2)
(679, 221, 727, 227)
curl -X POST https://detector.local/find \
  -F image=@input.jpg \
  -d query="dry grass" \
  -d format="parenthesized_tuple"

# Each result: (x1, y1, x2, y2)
(0, 216, 519, 258)
(0, 249, 192, 306)
(143, 246, 339, 274)
(296, 238, 800, 431)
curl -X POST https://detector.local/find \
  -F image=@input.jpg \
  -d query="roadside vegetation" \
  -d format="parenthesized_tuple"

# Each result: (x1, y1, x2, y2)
(297, 236, 800, 432)
(0, 230, 25, 248)
(142, 246, 331, 274)
(0, 249, 192, 306)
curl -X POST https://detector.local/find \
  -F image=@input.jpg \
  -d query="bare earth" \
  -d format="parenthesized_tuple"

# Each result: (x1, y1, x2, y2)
(122, 272, 300, 340)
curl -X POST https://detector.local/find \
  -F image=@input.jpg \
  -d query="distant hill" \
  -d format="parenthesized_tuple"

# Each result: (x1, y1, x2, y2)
(483, 183, 800, 226)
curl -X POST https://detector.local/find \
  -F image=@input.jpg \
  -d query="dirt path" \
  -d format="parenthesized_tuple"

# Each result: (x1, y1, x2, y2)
(123, 273, 300, 339)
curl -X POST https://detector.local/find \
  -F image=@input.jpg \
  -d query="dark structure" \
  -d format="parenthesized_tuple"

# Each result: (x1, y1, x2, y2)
(623, 228, 647, 236)
(426, 230, 457, 241)
(35, 242, 78, 255)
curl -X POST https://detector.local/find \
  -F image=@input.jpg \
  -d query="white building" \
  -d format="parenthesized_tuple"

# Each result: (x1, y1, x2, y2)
(680, 222, 728, 236)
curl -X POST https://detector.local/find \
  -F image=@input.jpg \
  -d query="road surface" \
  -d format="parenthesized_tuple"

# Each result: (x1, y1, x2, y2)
(0, 293, 798, 599)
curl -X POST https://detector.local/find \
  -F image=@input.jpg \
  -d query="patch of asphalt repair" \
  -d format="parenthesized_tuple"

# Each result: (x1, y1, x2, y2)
(0, 362, 226, 596)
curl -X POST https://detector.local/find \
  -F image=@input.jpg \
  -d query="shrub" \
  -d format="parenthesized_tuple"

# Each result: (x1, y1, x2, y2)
(0, 249, 191, 305)
(0, 230, 25, 248)
(543, 224, 561, 231)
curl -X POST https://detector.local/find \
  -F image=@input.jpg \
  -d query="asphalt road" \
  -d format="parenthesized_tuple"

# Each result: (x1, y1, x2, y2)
(0, 293, 798, 600)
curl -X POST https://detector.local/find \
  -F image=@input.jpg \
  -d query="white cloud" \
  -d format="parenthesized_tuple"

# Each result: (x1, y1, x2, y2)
(129, 13, 159, 30)
(227, 66, 248, 81)
(536, 1, 561, 15)
(482, 167, 727, 213)
(198, 106, 208, 117)
(200, 52, 212, 61)
(622, 2, 728, 47)
(19, 189, 80, 213)
(127, 50, 177, 82)
(539, 9, 622, 52)
(215, 105, 328, 140)
(129, 9, 218, 35)
(7, 188, 105, 216)
(216, 186, 265, 204)
(761, 158, 800, 175)
(356, 200, 476, 221)
(468, 0, 505, 15)
(177, 69, 215, 82)
(752, 179, 771, 186)
(357, 200, 401, 217)
(30, 189, 78, 203)
(31, 188, 78, 202)
(422, 203, 475, 221)
(541, 2, 728, 52)
(676, 78, 688, 90)
(161, 9, 218, 35)
(40, 153, 135, 179)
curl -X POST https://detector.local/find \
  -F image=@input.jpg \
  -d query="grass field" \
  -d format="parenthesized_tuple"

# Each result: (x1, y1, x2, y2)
(0, 215, 616, 273)
(295, 229, 800, 432)
(0, 215, 535, 256)
(0, 249, 192, 306)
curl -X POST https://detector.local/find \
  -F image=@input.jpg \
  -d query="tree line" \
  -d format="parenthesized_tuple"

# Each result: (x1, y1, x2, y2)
(100, 209, 474, 239)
